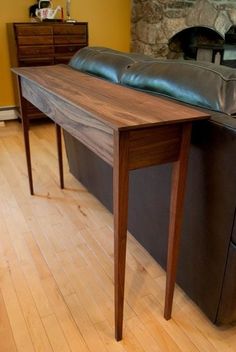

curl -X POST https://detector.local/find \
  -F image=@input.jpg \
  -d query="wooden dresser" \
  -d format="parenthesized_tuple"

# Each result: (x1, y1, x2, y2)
(8, 22, 88, 120)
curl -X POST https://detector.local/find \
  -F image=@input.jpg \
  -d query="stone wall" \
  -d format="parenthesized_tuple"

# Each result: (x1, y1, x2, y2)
(131, 0, 236, 58)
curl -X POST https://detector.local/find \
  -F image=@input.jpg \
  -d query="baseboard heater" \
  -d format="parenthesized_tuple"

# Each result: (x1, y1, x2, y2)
(0, 107, 17, 121)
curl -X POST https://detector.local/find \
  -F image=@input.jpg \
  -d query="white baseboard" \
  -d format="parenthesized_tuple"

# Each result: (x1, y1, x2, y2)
(0, 109, 17, 121)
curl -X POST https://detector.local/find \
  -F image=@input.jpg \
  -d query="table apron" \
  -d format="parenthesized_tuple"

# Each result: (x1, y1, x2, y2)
(128, 125, 182, 170)
(21, 77, 114, 166)
(21, 77, 184, 171)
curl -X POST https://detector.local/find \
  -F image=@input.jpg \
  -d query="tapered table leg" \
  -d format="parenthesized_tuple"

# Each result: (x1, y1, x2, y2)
(18, 77, 34, 196)
(164, 123, 192, 320)
(22, 112, 34, 195)
(55, 123, 64, 189)
(113, 130, 129, 341)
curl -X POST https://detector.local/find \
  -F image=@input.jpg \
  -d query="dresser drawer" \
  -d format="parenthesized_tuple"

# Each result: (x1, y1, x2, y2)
(54, 35, 87, 44)
(54, 56, 72, 64)
(19, 58, 54, 66)
(53, 24, 87, 35)
(17, 36, 53, 45)
(15, 25, 53, 36)
(18, 45, 54, 57)
(55, 44, 83, 55)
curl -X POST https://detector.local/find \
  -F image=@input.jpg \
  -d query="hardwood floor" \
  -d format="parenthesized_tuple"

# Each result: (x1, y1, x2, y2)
(0, 120, 235, 352)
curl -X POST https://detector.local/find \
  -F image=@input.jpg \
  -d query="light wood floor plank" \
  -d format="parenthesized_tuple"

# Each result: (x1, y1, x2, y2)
(65, 293, 108, 352)
(9, 265, 54, 352)
(41, 275, 90, 352)
(135, 294, 201, 352)
(175, 303, 236, 352)
(42, 314, 71, 352)
(125, 316, 163, 352)
(0, 290, 17, 352)
(0, 269, 35, 352)
(95, 319, 128, 352)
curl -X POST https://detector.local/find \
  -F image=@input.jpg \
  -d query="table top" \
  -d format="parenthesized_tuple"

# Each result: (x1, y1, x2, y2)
(13, 64, 209, 131)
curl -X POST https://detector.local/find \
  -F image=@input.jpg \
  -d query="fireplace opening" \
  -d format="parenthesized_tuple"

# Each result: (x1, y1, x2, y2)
(168, 26, 224, 62)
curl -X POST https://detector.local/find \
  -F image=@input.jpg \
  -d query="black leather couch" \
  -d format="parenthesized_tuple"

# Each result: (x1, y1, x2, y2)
(63, 47, 236, 324)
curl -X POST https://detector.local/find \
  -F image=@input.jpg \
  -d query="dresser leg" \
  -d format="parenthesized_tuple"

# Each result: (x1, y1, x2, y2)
(164, 123, 192, 320)
(113, 130, 129, 341)
(55, 124, 64, 189)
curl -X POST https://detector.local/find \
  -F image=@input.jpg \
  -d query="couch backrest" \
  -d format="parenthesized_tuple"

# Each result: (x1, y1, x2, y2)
(69, 47, 236, 116)
(69, 47, 153, 83)
(121, 60, 236, 116)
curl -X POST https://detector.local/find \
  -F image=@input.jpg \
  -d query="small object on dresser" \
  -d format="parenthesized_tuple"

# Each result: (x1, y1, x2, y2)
(29, 0, 40, 19)
(66, 0, 77, 23)
(29, 0, 51, 17)
(36, 5, 62, 21)
(29, 0, 62, 21)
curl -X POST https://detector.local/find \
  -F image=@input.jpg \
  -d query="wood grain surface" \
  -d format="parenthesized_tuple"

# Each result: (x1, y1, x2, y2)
(128, 124, 182, 170)
(12, 65, 209, 130)
(20, 76, 114, 165)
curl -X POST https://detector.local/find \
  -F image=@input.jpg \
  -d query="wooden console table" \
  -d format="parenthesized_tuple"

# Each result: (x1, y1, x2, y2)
(13, 65, 209, 340)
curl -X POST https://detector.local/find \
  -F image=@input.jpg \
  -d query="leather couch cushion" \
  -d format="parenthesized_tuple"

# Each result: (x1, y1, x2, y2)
(69, 47, 154, 83)
(70, 47, 236, 115)
(69, 47, 130, 82)
(120, 60, 236, 115)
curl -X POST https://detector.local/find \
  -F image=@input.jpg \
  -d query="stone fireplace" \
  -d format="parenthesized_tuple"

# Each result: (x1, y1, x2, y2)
(168, 26, 224, 61)
(131, 0, 236, 59)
